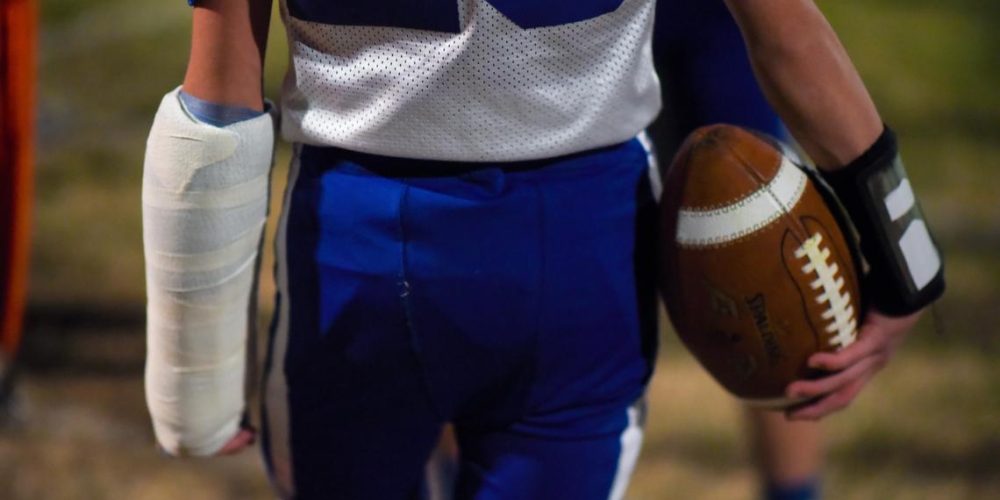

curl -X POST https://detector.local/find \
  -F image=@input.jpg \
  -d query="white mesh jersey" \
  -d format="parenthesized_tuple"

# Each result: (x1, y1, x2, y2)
(279, 0, 661, 162)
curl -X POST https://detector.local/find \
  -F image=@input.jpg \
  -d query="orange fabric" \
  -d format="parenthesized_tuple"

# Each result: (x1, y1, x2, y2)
(0, 0, 37, 358)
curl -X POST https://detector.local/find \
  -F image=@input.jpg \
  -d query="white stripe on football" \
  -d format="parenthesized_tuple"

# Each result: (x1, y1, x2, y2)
(676, 156, 807, 247)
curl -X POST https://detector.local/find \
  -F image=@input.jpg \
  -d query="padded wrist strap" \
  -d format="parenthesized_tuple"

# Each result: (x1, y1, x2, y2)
(821, 127, 944, 316)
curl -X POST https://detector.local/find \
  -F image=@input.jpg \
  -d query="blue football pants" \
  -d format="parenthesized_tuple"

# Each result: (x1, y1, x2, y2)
(262, 138, 660, 499)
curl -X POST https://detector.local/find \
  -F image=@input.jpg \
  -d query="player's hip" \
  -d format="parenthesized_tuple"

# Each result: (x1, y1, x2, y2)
(275, 135, 659, 416)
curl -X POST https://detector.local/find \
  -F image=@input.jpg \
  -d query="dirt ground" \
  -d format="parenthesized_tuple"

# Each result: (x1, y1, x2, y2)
(2, 306, 998, 499)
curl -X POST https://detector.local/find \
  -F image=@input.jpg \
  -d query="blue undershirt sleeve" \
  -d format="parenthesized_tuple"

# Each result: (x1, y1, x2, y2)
(178, 90, 266, 127)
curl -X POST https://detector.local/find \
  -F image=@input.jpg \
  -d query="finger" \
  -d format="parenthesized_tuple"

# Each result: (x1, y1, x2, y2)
(786, 354, 881, 400)
(218, 430, 254, 455)
(787, 376, 868, 420)
(807, 319, 884, 372)
(216, 428, 256, 456)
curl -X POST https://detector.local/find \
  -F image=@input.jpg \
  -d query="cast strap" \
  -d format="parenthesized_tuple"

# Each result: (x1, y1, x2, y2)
(821, 126, 945, 316)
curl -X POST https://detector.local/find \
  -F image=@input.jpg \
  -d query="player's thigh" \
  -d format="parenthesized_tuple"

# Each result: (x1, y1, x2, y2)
(263, 146, 443, 499)
(526, 137, 659, 417)
(454, 399, 646, 500)
(452, 139, 658, 500)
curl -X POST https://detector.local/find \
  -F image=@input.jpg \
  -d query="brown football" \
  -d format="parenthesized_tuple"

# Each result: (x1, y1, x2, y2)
(658, 124, 862, 408)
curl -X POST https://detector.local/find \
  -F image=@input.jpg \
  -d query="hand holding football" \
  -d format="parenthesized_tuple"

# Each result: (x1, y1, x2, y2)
(658, 124, 862, 408)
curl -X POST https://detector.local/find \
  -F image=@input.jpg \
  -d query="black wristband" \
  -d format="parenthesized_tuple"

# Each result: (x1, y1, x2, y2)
(821, 126, 945, 316)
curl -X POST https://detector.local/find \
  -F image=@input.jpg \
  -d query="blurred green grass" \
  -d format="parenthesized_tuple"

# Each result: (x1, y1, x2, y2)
(6, 0, 999, 499)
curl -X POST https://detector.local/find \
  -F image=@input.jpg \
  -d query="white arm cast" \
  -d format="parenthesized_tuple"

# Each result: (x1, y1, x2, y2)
(142, 87, 274, 456)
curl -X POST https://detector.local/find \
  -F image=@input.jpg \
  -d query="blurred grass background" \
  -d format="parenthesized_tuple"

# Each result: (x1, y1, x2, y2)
(1, 0, 998, 498)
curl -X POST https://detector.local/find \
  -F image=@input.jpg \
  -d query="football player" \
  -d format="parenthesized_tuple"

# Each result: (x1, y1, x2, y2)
(650, 2, 822, 499)
(143, 1, 943, 499)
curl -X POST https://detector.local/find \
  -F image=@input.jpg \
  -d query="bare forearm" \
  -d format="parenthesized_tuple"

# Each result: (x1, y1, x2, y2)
(182, 0, 273, 111)
(725, 0, 882, 169)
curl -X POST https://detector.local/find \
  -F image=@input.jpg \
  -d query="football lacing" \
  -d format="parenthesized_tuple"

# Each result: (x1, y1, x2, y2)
(795, 233, 857, 349)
